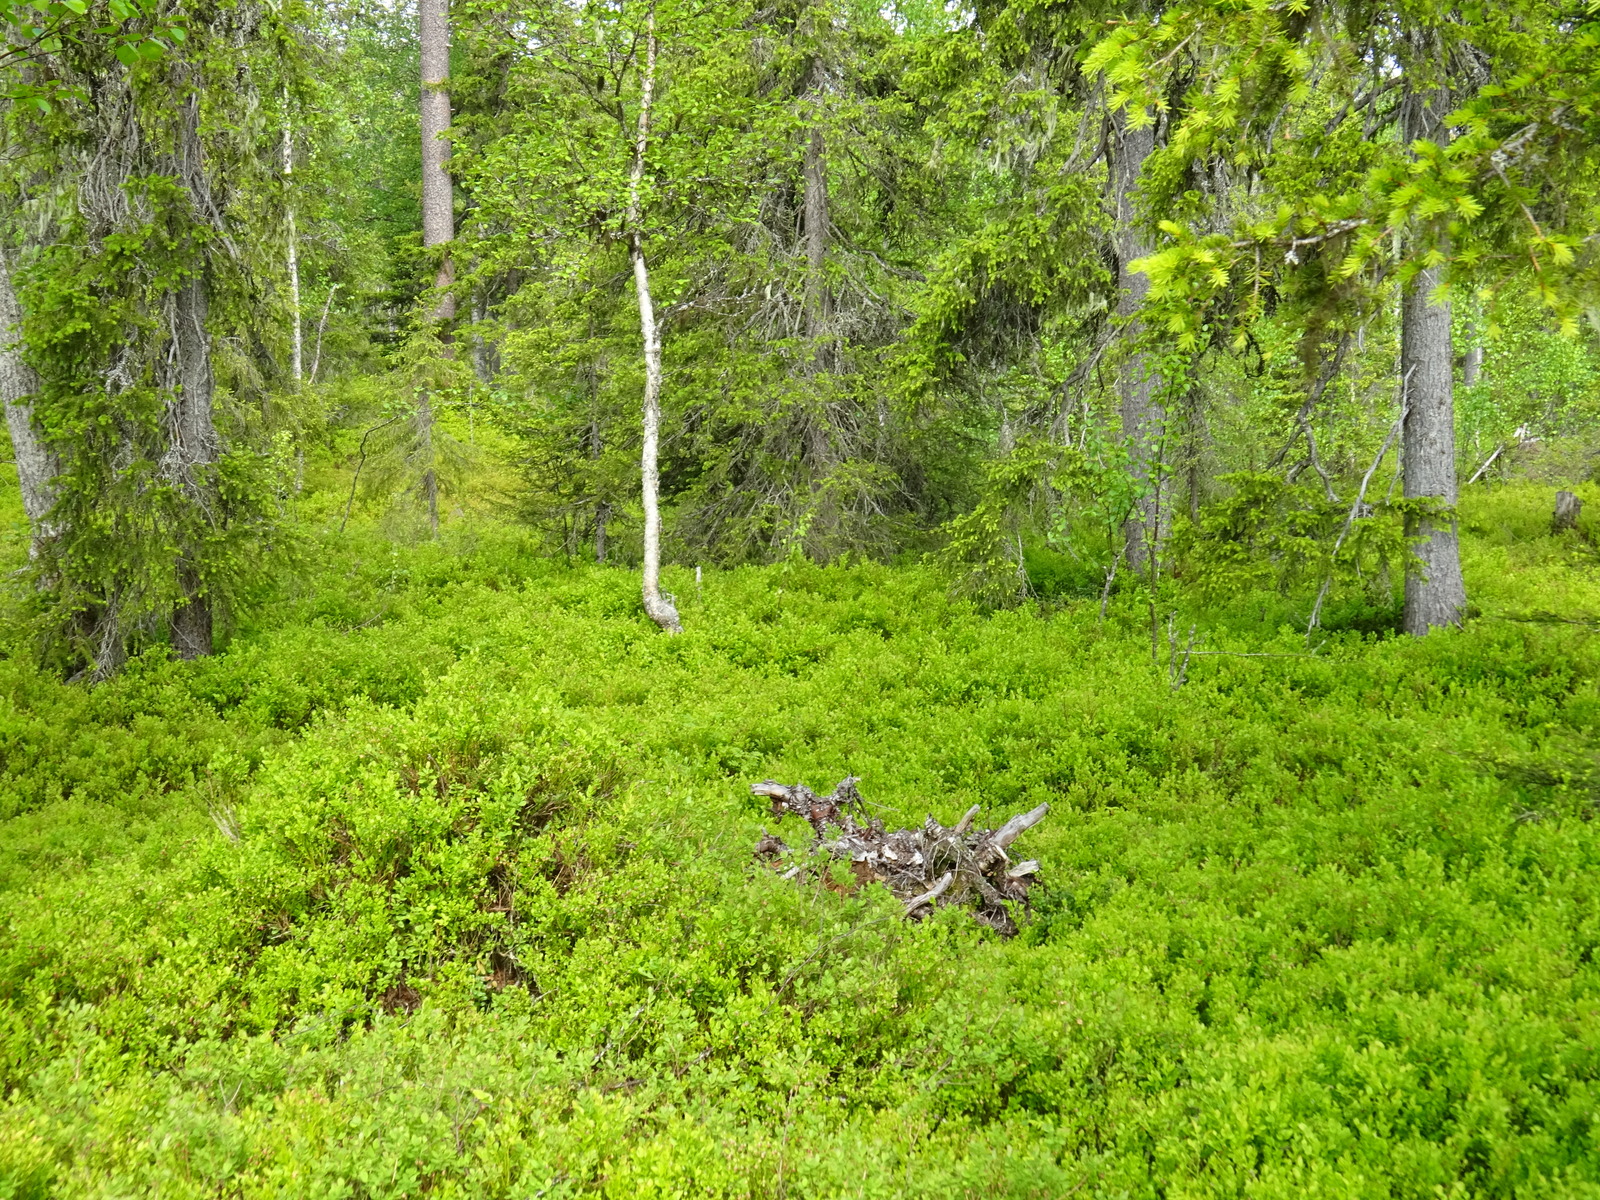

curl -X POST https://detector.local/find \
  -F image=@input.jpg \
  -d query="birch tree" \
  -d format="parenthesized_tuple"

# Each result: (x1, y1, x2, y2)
(463, 0, 772, 626)
(626, 2, 679, 633)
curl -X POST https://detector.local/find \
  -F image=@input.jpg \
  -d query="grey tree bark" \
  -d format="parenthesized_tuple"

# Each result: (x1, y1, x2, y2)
(1399, 78, 1467, 635)
(154, 93, 223, 662)
(0, 246, 59, 561)
(1111, 107, 1165, 574)
(418, 0, 454, 536)
(164, 271, 220, 659)
(471, 287, 490, 385)
(1553, 490, 1583, 532)
(628, 3, 680, 634)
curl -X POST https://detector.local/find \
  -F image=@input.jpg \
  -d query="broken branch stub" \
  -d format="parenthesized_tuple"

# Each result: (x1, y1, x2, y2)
(751, 777, 1048, 936)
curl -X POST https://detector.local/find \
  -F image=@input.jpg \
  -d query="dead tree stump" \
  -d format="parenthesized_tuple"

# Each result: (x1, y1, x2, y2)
(751, 777, 1048, 936)
(1554, 490, 1583, 533)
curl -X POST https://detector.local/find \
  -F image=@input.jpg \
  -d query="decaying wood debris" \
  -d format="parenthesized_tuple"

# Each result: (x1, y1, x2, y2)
(751, 776, 1048, 936)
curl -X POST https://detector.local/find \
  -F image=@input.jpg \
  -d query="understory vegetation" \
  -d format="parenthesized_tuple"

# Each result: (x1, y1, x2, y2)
(4, 0, 1600, 1191)
(1, 483, 1597, 1197)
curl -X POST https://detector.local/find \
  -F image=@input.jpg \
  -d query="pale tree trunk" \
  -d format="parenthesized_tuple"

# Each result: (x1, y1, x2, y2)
(283, 111, 302, 386)
(418, 0, 454, 536)
(590, 410, 608, 565)
(628, 3, 680, 634)
(166, 271, 219, 659)
(472, 287, 490, 386)
(0, 246, 59, 561)
(1111, 107, 1165, 574)
(1462, 333, 1482, 388)
(1400, 77, 1466, 635)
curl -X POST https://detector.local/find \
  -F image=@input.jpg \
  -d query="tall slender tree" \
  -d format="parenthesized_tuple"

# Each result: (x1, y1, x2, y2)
(419, 0, 455, 535)
(627, 1, 681, 634)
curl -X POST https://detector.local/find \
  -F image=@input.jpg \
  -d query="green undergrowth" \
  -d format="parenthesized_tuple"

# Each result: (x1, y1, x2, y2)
(1, 486, 1598, 1197)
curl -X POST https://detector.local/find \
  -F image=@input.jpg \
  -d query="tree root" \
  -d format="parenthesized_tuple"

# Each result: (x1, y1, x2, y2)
(751, 776, 1047, 936)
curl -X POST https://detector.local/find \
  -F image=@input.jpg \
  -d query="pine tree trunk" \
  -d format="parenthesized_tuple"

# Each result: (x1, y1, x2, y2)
(1111, 107, 1165, 574)
(1400, 80, 1466, 635)
(419, 0, 454, 311)
(0, 246, 59, 561)
(418, 0, 454, 535)
(628, 3, 680, 634)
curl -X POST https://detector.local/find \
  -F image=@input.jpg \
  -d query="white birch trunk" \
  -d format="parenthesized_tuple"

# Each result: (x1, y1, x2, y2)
(629, 3, 680, 634)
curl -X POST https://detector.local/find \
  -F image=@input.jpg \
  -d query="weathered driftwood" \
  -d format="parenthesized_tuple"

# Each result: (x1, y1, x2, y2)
(751, 776, 1047, 936)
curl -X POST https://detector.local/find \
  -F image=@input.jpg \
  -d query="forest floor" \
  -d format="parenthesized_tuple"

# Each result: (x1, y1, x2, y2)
(1, 484, 1598, 1197)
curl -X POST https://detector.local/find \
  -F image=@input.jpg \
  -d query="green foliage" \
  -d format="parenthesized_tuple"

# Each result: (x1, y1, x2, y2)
(1087, 0, 1600, 345)
(1, 493, 1598, 1194)
(456, 0, 997, 565)
(935, 435, 1138, 608)
(1178, 471, 1408, 613)
(0, 0, 186, 107)
(1, 0, 314, 670)
(8, 0, 1600, 1184)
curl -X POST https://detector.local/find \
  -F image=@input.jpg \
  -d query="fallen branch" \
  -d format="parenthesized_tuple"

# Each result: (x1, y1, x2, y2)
(752, 777, 1049, 936)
